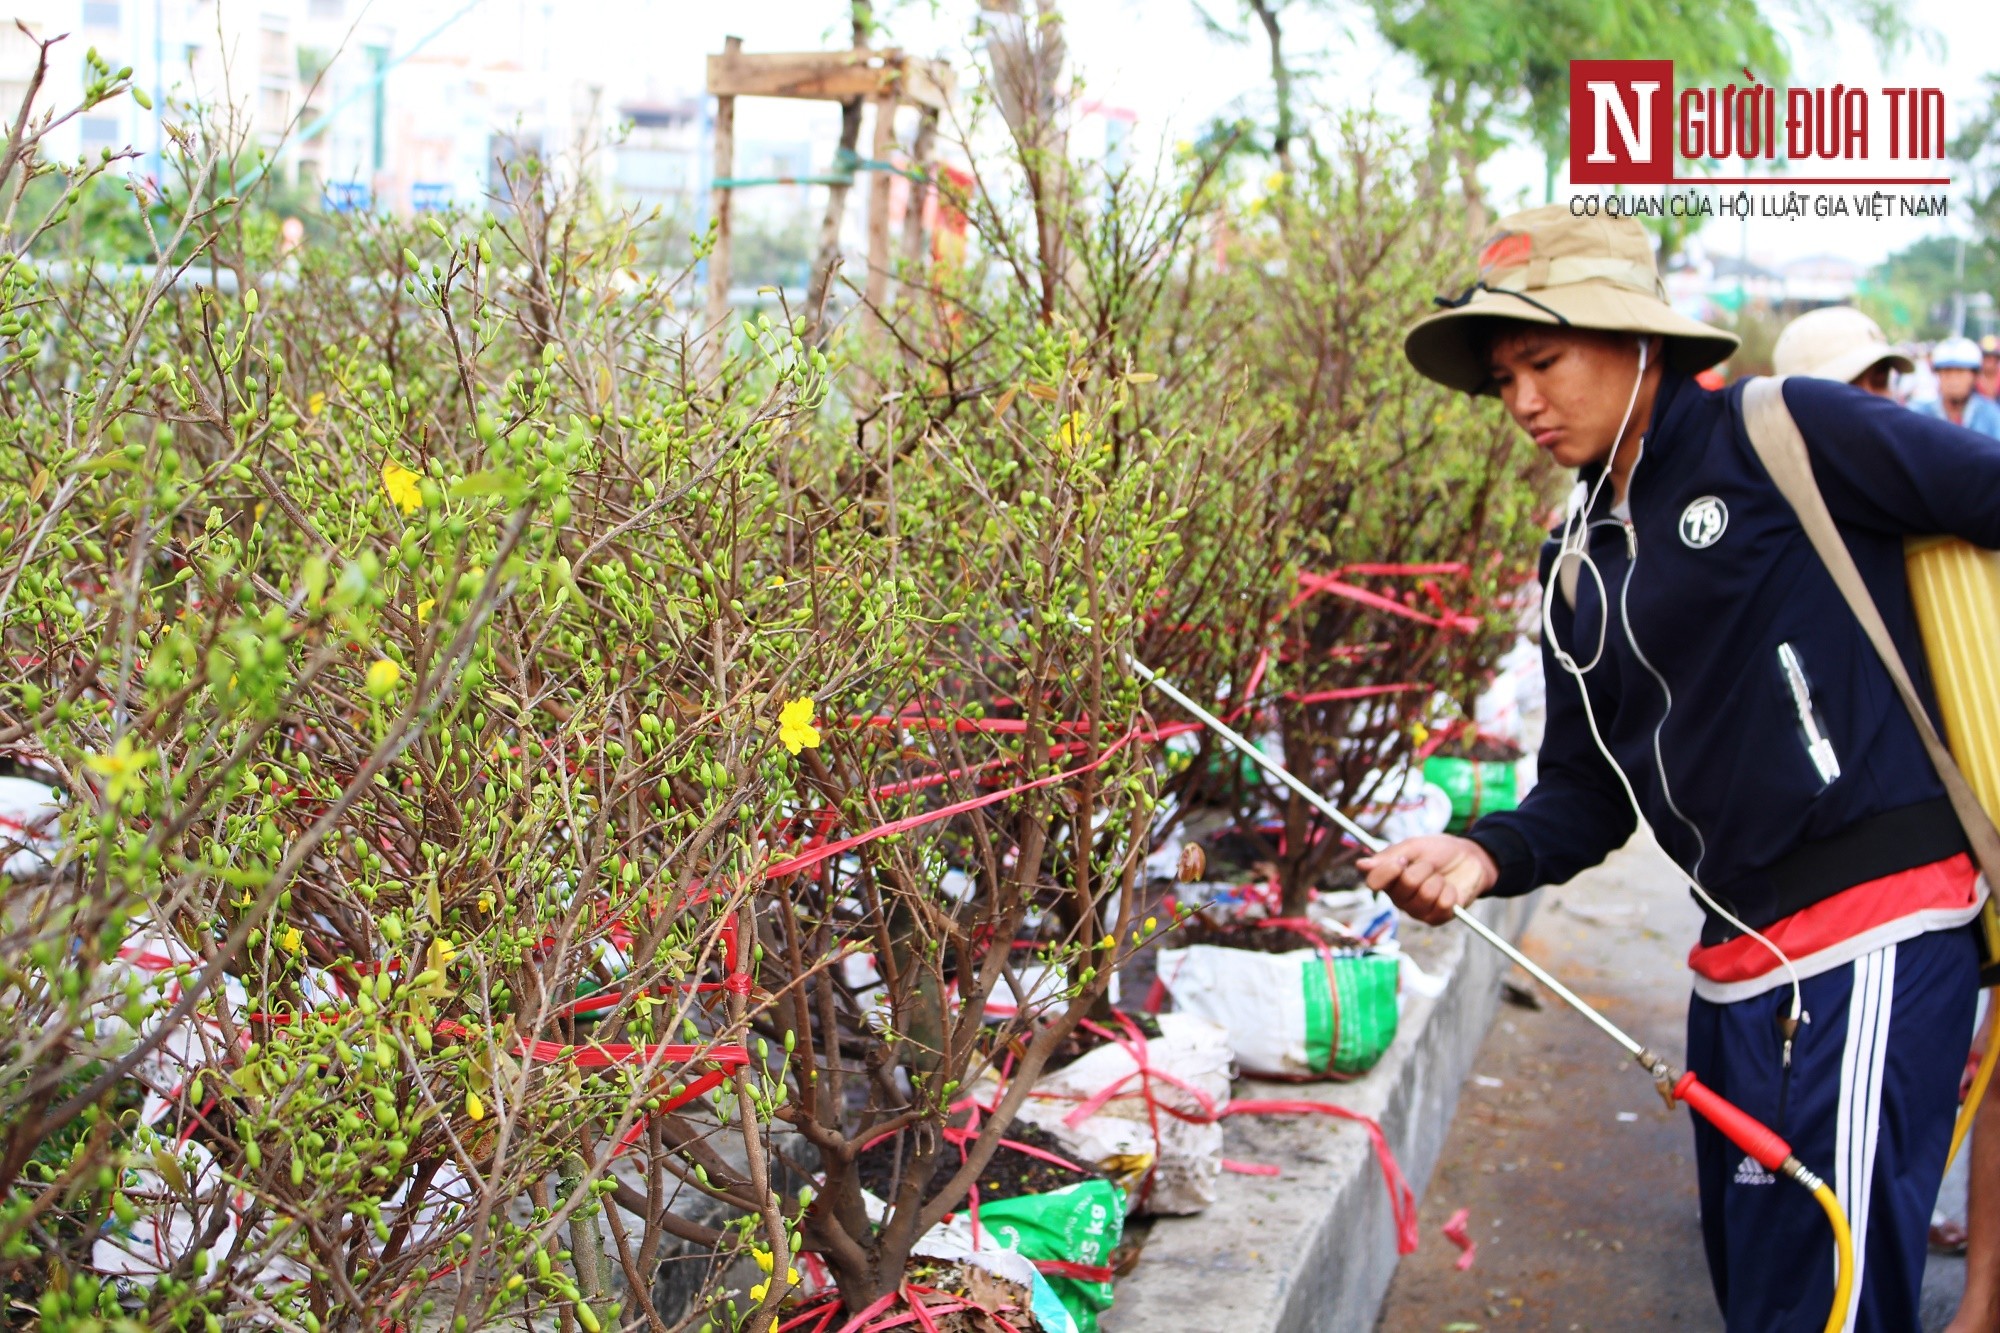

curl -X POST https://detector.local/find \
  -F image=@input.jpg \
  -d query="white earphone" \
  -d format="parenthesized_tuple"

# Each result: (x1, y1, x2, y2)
(1538, 338, 1806, 1033)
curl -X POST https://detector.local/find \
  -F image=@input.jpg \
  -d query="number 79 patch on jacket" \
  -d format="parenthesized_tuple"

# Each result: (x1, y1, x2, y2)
(1679, 495, 1729, 548)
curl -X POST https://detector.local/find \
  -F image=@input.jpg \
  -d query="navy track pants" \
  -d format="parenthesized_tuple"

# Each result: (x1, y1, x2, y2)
(1687, 927, 1978, 1331)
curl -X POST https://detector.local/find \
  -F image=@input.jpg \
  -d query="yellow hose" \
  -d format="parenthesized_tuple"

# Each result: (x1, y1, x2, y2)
(1950, 990, 2000, 1170)
(1810, 1180, 1855, 1333)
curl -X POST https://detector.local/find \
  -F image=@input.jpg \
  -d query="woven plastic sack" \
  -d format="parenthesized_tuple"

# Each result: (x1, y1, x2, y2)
(910, 1227, 1081, 1333)
(1015, 1012, 1231, 1217)
(883, 1187, 1086, 1333)
(1154, 944, 1399, 1079)
(972, 1180, 1124, 1333)
(1422, 754, 1519, 831)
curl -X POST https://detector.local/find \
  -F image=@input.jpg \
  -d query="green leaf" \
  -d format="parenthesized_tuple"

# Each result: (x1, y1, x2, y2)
(449, 469, 528, 502)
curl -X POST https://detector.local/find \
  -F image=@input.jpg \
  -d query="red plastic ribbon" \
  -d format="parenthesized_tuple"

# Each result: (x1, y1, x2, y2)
(1336, 562, 1470, 578)
(1442, 1206, 1477, 1270)
(1280, 683, 1426, 706)
(779, 1283, 1028, 1333)
(1226, 1098, 1419, 1255)
(1019, 1016, 1415, 1249)
(1221, 1159, 1281, 1177)
(764, 726, 1160, 882)
(1287, 573, 1481, 633)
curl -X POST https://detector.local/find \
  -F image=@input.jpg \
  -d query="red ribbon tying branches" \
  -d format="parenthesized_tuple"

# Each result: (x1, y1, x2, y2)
(764, 724, 1176, 882)
(1336, 562, 1470, 578)
(1280, 682, 1427, 707)
(1286, 572, 1482, 634)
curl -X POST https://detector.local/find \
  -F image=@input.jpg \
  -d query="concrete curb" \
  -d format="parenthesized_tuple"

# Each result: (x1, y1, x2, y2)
(1103, 893, 1538, 1333)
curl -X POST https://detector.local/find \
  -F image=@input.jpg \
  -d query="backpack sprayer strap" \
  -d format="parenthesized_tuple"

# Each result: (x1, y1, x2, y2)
(1741, 377, 2000, 895)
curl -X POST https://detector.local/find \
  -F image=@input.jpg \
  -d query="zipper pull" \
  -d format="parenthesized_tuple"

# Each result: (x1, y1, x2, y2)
(1778, 643, 1842, 785)
(1778, 1011, 1806, 1069)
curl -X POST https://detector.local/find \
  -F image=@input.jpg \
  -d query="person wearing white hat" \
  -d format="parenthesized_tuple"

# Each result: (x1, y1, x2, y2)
(1778, 308, 2000, 1318)
(1915, 337, 2000, 439)
(1772, 306, 1915, 399)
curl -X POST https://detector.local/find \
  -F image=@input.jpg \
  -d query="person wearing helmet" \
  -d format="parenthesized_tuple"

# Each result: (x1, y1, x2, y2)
(1362, 204, 2000, 1331)
(1916, 337, 2000, 438)
(1772, 306, 1914, 398)
(1978, 335, 2000, 405)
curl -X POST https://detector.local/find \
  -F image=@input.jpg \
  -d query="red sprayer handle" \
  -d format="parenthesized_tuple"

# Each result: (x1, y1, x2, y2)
(1674, 1071, 1791, 1171)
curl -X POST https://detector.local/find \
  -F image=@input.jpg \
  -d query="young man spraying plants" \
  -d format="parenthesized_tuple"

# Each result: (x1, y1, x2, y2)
(1359, 205, 2000, 1331)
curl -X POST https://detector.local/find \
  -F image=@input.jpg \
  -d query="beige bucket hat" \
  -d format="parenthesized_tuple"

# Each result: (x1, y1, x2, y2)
(1772, 306, 1914, 383)
(1404, 204, 1740, 395)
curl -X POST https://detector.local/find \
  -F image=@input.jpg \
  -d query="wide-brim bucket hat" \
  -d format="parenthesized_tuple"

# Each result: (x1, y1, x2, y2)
(1405, 204, 1740, 395)
(1771, 305, 1914, 384)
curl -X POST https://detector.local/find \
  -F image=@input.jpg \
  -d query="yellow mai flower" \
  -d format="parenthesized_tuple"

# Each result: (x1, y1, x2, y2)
(1056, 410, 1092, 452)
(465, 1090, 485, 1122)
(754, 1250, 774, 1273)
(381, 459, 423, 515)
(306, 391, 325, 417)
(85, 735, 154, 803)
(365, 658, 402, 697)
(749, 1282, 768, 1303)
(416, 598, 436, 624)
(279, 926, 303, 954)
(778, 697, 821, 756)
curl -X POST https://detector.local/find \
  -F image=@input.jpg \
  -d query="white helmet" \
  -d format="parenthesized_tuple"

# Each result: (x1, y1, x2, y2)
(1933, 336, 1984, 370)
(1773, 307, 1914, 383)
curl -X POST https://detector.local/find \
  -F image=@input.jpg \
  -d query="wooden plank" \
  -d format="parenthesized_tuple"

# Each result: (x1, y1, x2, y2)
(896, 58, 956, 113)
(900, 108, 939, 273)
(706, 49, 954, 111)
(863, 94, 898, 323)
(705, 36, 739, 360)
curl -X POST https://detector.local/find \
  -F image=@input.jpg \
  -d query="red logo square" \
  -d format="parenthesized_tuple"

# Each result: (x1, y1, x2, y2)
(1569, 60, 1674, 186)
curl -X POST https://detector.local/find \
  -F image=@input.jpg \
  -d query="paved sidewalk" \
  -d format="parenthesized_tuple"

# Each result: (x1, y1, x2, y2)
(1375, 832, 1718, 1330)
(1375, 830, 1971, 1332)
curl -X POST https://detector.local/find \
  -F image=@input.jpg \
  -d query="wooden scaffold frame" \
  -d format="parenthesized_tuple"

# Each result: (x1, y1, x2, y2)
(704, 39, 958, 345)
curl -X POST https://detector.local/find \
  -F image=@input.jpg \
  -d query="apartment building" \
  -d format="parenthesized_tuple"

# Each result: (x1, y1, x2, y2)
(0, 0, 675, 215)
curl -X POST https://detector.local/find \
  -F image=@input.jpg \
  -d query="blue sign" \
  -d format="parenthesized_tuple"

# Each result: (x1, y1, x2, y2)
(411, 181, 451, 212)
(323, 181, 372, 213)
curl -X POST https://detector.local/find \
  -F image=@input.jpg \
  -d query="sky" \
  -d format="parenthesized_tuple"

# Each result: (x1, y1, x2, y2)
(572, 0, 2000, 269)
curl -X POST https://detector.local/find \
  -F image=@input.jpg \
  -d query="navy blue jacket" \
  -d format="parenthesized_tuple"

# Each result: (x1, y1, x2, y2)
(1468, 371, 2000, 943)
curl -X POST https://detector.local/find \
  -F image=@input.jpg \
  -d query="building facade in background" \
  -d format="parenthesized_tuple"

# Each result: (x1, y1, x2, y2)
(0, 0, 709, 217)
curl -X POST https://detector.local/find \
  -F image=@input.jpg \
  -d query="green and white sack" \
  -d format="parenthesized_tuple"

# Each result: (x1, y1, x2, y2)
(1422, 754, 1520, 831)
(1154, 944, 1399, 1079)
(973, 1180, 1124, 1333)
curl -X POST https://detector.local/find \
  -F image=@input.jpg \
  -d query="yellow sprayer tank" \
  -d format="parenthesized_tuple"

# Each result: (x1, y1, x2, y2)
(1903, 536, 2000, 969)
